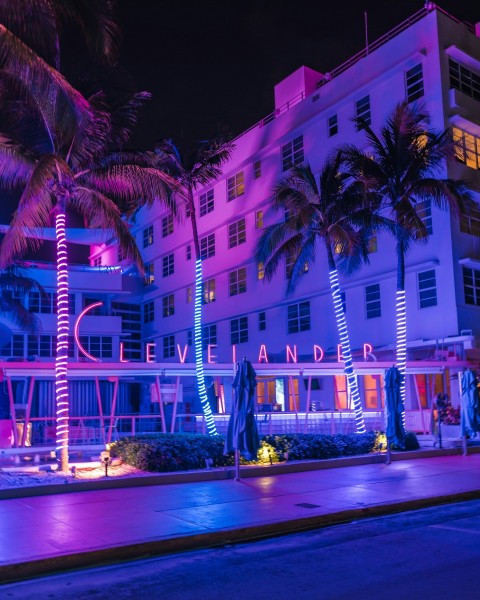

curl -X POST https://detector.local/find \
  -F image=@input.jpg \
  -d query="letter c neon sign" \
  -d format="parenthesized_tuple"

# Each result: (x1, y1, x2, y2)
(74, 302, 104, 362)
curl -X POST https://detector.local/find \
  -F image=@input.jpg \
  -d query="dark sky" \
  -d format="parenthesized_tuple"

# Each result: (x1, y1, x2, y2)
(116, 0, 479, 154)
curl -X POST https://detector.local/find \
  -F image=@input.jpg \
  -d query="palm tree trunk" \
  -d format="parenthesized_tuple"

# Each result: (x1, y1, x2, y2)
(188, 187, 217, 435)
(327, 247, 366, 433)
(395, 236, 407, 416)
(55, 199, 70, 471)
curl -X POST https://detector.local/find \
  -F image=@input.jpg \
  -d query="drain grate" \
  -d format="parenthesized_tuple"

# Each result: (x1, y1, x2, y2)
(295, 502, 321, 509)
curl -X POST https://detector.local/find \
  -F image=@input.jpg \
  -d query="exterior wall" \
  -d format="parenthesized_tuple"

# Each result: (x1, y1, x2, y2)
(131, 8, 480, 367)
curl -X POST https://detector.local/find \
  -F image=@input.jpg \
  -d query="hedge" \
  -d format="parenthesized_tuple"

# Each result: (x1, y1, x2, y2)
(109, 430, 419, 473)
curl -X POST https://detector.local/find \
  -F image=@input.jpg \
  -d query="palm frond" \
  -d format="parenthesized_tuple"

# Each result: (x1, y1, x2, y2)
(0, 155, 59, 267)
(71, 187, 144, 273)
(79, 165, 180, 215)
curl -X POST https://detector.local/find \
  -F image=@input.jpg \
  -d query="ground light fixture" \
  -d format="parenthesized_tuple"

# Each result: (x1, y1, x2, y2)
(100, 444, 112, 477)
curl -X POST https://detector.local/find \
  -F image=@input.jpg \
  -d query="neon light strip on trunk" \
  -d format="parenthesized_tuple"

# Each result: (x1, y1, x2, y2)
(55, 212, 69, 465)
(194, 259, 217, 435)
(396, 289, 407, 425)
(329, 269, 366, 433)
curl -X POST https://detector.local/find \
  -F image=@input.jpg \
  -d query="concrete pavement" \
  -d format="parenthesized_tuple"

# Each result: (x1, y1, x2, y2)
(2, 450, 480, 583)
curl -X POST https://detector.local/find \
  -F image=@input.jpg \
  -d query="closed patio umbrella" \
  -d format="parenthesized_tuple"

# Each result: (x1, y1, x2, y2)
(460, 369, 480, 454)
(225, 358, 260, 480)
(384, 366, 406, 464)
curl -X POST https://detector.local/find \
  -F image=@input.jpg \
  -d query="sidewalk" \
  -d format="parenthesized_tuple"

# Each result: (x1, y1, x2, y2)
(2, 449, 480, 583)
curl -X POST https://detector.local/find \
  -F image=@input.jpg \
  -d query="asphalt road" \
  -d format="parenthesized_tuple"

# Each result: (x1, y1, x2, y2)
(3, 499, 480, 599)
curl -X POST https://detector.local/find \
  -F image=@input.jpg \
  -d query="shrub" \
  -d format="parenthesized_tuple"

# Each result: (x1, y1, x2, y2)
(110, 430, 389, 472)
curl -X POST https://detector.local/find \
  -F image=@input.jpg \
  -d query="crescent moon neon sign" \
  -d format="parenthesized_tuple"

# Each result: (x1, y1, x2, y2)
(74, 302, 104, 362)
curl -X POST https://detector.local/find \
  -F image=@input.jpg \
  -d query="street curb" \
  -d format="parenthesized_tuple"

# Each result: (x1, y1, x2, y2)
(1, 446, 474, 500)
(2, 487, 480, 583)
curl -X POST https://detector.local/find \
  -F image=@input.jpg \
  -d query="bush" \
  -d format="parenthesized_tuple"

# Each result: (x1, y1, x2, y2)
(110, 430, 391, 472)
(110, 433, 232, 472)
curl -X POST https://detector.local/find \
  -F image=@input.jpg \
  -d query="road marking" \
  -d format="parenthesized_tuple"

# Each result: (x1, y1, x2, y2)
(430, 524, 480, 534)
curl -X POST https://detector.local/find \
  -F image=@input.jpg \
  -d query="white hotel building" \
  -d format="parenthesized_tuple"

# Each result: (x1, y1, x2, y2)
(1, 4, 480, 442)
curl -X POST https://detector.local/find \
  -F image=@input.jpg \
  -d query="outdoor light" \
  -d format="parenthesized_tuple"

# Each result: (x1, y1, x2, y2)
(101, 444, 111, 477)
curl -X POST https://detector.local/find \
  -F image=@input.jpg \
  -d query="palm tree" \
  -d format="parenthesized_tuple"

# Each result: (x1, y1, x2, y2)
(146, 138, 235, 436)
(341, 101, 474, 405)
(0, 0, 121, 70)
(256, 154, 381, 433)
(0, 32, 176, 471)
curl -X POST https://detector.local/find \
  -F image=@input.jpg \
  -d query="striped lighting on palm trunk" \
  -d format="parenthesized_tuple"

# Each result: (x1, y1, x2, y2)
(194, 259, 217, 435)
(329, 269, 366, 433)
(55, 211, 70, 470)
(395, 289, 407, 425)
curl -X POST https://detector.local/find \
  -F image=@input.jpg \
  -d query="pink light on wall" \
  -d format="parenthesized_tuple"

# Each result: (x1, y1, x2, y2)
(73, 302, 103, 362)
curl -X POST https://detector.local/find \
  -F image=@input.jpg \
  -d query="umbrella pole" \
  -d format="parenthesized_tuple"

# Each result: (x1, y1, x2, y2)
(386, 440, 391, 465)
(234, 449, 240, 481)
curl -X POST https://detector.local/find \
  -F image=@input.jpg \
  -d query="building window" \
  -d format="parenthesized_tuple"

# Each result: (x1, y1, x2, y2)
(416, 199, 433, 236)
(258, 311, 266, 331)
(28, 334, 57, 358)
(186, 244, 192, 260)
(200, 233, 215, 259)
(93, 256, 102, 267)
(285, 250, 308, 279)
(453, 127, 480, 170)
(163, 335, 175, 358)
(365, 284, 381, 319)
(203, 278, 216, 304)
(449, 59, 480, 102)
(111, 301, 142, 361)
(162, 293, 175, 317)
(144, 263, 154, 285)
(231, 316, 248, 344)
(83, 297, 103, 315)
(255, 210, 264, 229)
(0, 333, 24, 357)
(257, 261, 265, 280)
(199, 189, 214, 216)
(418, 269, 437, 308)
(328, 114, 338, 137)
(162, 214, 174, 237)
(78, 336, 113, 359)
(355, 95, 371, 129)
(406, 63, 424, 103)
(202, 324, 217, 349)
(287, 301, 311, 333)
(228, 218, 246, 248)
(144, 301, 154, 323)
(460, 204, 480, 236)
(186, 286, 193, 303)
(254, 160, 262, 179)
(143, 225, 154, 248)
(187, 330, 193, 346)
(282, 134, 304, 171)
(229, 267, 247, 296)
(29, 291, 56, 314)
(227, 171, 245, 201)
(463, 266, 480, 306)
(367, 236, 377, 254)
(162, 253, 174, 277)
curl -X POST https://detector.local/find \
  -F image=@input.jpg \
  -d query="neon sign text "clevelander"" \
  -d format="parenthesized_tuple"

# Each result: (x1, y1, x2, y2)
(74, 302, 374, 364)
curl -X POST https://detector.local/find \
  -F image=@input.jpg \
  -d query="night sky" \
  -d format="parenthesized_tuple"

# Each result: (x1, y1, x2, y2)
(116, 0, 479, 155)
